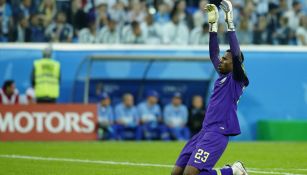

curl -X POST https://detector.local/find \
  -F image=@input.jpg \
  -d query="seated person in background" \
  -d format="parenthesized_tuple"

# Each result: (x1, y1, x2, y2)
(0, 80, 19, 104)
(162, 92, 190, 140)
(114, 93, 141, 140)
(97, 92, 115, 140)
(45, 11, 73, 42)
(188, 95, 206, 137)
(137, 90, 162, 140)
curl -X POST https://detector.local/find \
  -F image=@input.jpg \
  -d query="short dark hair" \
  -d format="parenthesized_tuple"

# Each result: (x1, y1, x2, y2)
(2, 80, 14, 90)
(131, 21, 139, 29)
(226, 49, 244, 62)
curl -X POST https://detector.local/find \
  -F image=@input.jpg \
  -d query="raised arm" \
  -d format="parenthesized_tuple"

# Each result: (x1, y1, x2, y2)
(221, 0, 249, 86)
(228, 31, 249, 86)
(209, 32, 220, 72)
(205, 4, 221, 73)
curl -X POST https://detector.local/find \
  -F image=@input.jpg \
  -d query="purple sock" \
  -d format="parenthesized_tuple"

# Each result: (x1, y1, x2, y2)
(199, 168, 233, 175)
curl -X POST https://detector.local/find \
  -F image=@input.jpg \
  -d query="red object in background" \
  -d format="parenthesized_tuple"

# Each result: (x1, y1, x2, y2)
(0, 104, 98, 141)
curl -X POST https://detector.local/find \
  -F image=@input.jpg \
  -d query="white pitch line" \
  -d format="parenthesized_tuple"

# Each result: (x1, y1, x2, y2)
(0, 154, 304, 175)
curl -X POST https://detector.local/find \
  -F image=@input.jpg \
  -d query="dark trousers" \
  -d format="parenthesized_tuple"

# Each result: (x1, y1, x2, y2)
(36, 97, 56, 103)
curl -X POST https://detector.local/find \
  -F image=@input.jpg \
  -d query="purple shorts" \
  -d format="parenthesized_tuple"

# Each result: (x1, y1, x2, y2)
(175, 130, 229, 171)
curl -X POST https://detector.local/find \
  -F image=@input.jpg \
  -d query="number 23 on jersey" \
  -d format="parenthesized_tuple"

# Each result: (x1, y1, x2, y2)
(194, 149, 210, 163)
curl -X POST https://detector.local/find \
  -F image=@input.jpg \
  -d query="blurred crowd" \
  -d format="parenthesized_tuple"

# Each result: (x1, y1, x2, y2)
(0, 79, 206, 140)
(0, 0, 306, 45)
(96, 91, 206, 140)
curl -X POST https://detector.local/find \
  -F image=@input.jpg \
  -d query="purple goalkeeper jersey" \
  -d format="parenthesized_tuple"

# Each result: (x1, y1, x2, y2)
(202, 73, 245, 135)
(202, 31, 248, 136)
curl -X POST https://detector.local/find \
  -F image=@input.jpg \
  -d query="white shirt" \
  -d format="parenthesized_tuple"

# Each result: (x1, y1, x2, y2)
(121, 25, 145, 44)
(140, 22, 162, 44)
(97, 26, 120, 44)
(162, 21, 189, 45)
(284, 10, 304, 31)
(78, 28, 98, 43)
(189, 27, 209, 45)
(296, 26, 307, 45)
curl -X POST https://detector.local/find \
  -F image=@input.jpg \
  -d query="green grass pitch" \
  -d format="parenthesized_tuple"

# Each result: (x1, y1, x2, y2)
(0, 141, 306, 175)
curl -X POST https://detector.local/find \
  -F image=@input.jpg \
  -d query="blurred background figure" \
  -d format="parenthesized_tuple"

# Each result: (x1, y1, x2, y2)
(25, 87, 36, 104)
(11, 14, 30, 42)
(31, 46, 60, 103)
(0, 0, 13, 42)
(114, 93, 141, 140)
(193, 0, 207, 29)
(97, 92, 116, 140)
(93, 0, 108, 30)
(141, 12, 162, 44)
(188, 95, 205, 137)
(78, 14, 98, 43)
(45, 11, 73, 42)
(121, 21, 145, 44)
(162, 92, 189, 140)
(162, 10, 189, 45)
(296, 15, 307, 45)
(0, 80, 19, 104)
(189, 22, 209, 45)
(96, 15, 120, 44)
(38, 0, 56, 27)
(28, 13, 46, 42)
(137, 90, 162, 140)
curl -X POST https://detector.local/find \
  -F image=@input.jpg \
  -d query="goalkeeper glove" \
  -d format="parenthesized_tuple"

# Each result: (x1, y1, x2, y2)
(220, 0, 235, 31)
(204, 4, 219, 32)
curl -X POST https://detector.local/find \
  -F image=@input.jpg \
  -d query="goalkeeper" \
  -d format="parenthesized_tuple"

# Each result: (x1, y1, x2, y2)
(171, 0, 249, 175)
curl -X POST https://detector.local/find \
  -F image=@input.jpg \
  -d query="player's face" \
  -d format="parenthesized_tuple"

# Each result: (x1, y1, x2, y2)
(218, 52, 233, 74)
(172, 97, 182, 106)
(147, 96, 157, 105)
(124, 95, 134, 107)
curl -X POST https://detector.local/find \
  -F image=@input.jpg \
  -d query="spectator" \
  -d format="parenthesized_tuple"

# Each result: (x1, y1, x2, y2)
(275, 16, 292, 45)
(93, 0, 108, 30)
(70, 0, 88, 36)
(121, 21, 145, 44)
(189, 22, 209, 45)
(31, 47, 61, 103)
(137, 90, 162, 140)
(276, 0, 289, 18)
(39, 0, 57, 27)
(97, 92, 116, 140)
(45, 11, 73, 42)
(188, 95, 205, 136)
(29, 13, 46, 42)
(284, 1, 304, 31)
(162, 92, 189, 140)
(114, 93, 141, 140)
(78, 15, 98, 43)
(296, 15, 307, 45)
(97, 15, 120, 44)
(237, 14, 253, 45)
(13, 0, 34, 21)
(0, 80, 19, 104)
(25, 87, 36, 104)
(162, 10, 189, 45)
(126, 0, 146, 23)
(193, 0, 207, 28)
(253, 15, 267, 44)
(0, 0, 13, 42)
(172, 0, 193, 29)
(154, 2, 170, 25)
(266, 3, 279, 44)
(141, 12, 162, 44)
(108, 0, 126, 29)
(11, 14, 31, 42)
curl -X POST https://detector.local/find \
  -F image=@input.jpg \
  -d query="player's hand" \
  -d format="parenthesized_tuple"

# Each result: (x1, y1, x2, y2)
(204, 4, 219, 32)
(220, 0, 235, 31)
